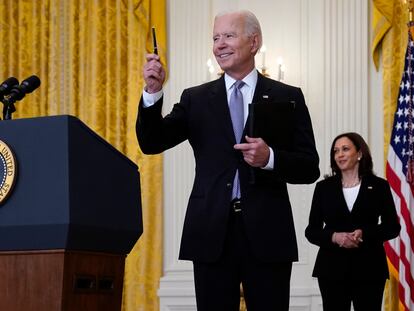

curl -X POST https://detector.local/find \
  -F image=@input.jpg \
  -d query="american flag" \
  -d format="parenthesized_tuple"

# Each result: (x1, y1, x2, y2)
(386, 27, 414, 311)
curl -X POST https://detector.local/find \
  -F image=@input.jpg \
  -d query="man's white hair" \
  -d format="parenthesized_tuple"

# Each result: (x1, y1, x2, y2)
(215, 10, 263, 51)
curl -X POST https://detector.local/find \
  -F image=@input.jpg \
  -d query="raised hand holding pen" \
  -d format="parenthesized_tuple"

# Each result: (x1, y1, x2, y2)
(143, 27, 165, 93)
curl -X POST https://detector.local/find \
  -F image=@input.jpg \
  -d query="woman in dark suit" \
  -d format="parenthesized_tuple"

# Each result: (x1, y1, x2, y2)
(305, 132, 400, 311)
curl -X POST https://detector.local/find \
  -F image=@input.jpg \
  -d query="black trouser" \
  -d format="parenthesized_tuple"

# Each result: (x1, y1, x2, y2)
(193, 209, 292, 311)
(318, 277, 386, 311)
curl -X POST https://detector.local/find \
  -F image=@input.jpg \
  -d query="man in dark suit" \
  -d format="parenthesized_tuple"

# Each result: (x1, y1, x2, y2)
(137, 10, 319, 311)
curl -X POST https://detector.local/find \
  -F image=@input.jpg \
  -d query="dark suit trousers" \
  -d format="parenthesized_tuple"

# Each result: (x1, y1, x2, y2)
(193, 208, 292, 311)
(318, 278, 386, 311)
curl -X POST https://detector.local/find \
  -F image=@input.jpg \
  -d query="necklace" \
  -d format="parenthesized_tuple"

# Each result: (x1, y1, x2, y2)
(342, 178, 360, 188)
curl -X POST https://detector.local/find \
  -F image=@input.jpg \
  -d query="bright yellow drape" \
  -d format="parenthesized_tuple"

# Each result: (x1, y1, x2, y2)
(0, 1, 166, 310)
(372, 0, 408, 162)
(371, 0, 408, 310)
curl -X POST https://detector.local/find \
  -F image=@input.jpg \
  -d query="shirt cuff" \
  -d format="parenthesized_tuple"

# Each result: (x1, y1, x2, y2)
(262, 147, 274, 170)
(142, 88, 163, 107)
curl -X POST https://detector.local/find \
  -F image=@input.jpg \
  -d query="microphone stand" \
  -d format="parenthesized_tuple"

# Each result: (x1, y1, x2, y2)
(1, 97, 16, 120)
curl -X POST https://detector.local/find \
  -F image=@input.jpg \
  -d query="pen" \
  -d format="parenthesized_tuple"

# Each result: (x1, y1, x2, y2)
(152, 27, 158, 55)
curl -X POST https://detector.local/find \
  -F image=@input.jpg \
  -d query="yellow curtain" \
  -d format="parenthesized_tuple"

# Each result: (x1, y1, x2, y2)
(0, 1, 166, 310)
(124, 2, 166, 310)
(372, 0, 408, 162)
(371, 0, 408, 310)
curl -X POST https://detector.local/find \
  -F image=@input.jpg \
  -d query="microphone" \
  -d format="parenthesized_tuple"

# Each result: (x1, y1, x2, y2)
(2, 75, 41, 120)
(0, 77, 19, 97)
(6, 75, 41, 104)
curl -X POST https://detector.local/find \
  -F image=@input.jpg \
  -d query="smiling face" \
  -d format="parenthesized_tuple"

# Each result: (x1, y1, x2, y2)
(333, 137, 362, 174)
(212, 12, 259, 80)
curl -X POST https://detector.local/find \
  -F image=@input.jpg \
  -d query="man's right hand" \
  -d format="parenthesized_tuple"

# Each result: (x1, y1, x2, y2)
(143, 53, 166, 93)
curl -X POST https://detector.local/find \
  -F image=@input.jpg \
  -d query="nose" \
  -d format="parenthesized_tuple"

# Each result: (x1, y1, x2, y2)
(335, 150, 343, 158)
(214, 37, 226, 49)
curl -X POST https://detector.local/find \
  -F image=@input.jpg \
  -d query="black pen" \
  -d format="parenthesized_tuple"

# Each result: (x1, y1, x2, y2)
(152, 27, 158, 55)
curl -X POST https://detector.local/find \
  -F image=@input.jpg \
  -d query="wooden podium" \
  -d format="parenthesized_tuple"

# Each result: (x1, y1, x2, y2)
(0, 116, 143, 311)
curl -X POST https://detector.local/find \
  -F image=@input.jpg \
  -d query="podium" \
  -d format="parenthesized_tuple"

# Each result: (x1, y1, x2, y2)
(0, 115, 143, 311)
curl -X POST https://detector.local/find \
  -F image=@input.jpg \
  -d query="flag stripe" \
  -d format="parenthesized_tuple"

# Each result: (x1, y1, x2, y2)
(387, 150, 414, 307)
(386, 160, 414, 253)
(385, 239, 399, 272)
(386, 27, 414, 311)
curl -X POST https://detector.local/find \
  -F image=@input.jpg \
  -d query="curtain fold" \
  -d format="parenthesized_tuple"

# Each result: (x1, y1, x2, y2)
(372, 0, 408, 163)
(371, 1, 408, 310)
(0, 1, 165, 310)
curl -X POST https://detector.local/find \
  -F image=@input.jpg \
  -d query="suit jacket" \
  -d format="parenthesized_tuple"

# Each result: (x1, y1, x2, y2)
(305, 174, 401, 280)
(137, 72, 320, 263)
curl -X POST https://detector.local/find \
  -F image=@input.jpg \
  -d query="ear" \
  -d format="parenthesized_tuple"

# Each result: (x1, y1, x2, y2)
(250, 34, 260, 54)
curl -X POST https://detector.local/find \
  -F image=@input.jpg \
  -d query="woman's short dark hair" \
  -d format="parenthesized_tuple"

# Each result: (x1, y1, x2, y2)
(329, 132, 374, 177)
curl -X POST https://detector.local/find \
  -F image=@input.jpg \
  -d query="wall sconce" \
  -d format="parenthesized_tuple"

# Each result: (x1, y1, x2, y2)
(206, 58, 215, 81)
(207, 58, 215, 74)
(206, 58, 224, 80)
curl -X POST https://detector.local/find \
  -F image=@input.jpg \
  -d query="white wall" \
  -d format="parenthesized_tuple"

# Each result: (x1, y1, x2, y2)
(159, 0, 381, 310)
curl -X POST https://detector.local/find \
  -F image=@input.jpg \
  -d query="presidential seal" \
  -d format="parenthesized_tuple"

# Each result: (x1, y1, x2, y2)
(0, 140, 17, 205)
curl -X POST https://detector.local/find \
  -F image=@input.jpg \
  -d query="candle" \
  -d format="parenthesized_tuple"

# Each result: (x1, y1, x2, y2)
(277, 57, 284, 81)
(260, 45, 267, 69)
(280, 64, 286, 81)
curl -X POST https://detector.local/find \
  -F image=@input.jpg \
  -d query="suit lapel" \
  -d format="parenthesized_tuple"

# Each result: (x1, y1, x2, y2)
(252, 72, 273, 104)
(208, 72, 274, 144)
(350, 177, 371, 214)
(208, 76, 236, 144)
(338, 177, 367, 214)
(332, 177, 352, 213)
(244, 72, 273, 139)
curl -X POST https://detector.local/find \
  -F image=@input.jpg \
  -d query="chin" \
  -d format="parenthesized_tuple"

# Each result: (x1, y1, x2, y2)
(217, 63, 228, 71)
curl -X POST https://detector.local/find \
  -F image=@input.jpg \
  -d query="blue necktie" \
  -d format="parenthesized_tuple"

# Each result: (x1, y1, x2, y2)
(229, 80, 245, 199)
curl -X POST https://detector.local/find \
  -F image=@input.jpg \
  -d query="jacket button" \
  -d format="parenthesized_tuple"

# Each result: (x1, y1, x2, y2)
(226, 182, 232, 188)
